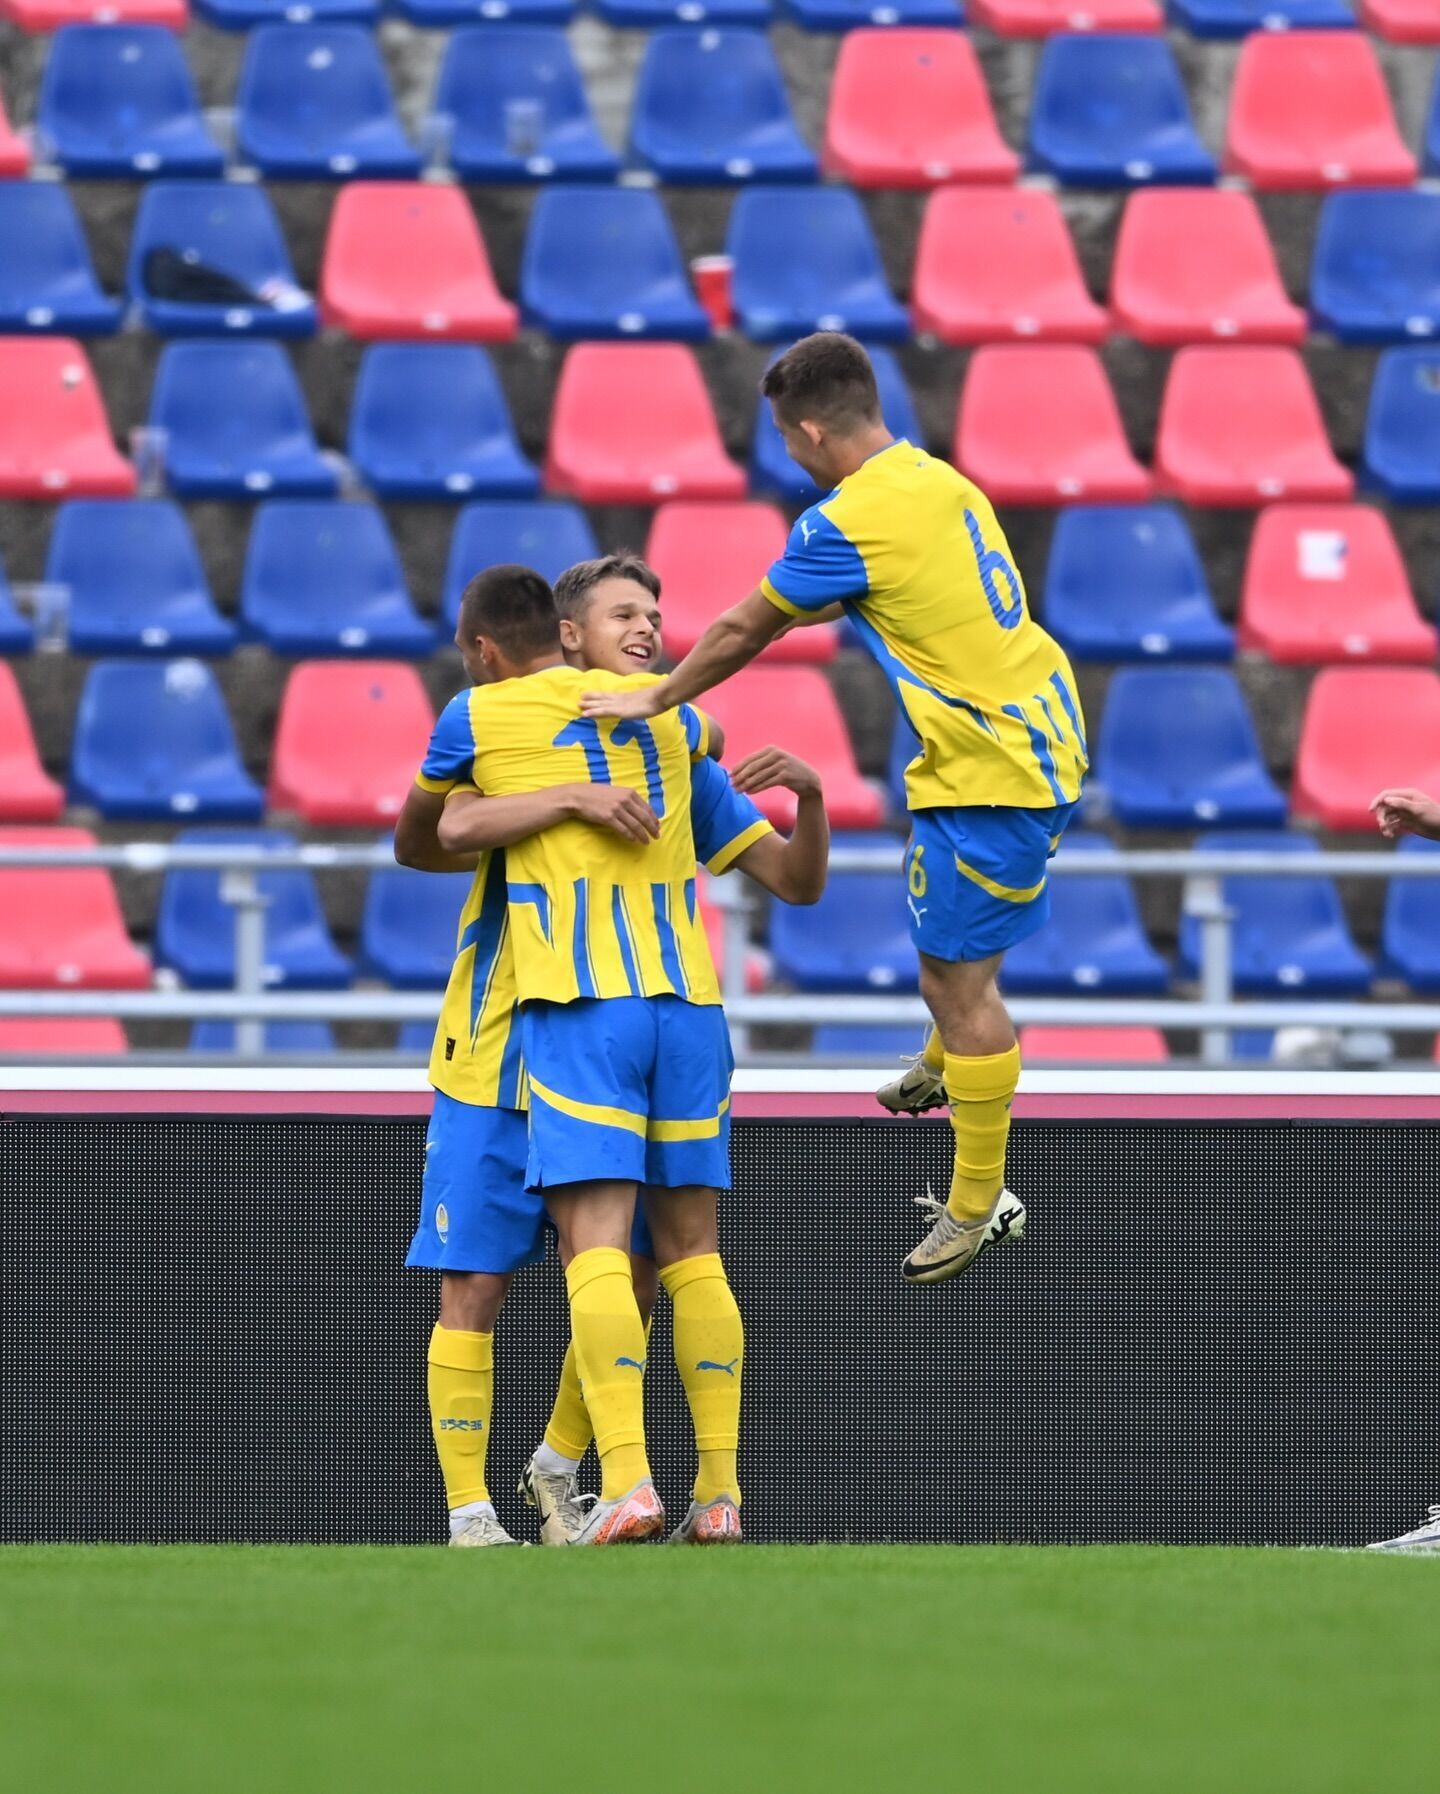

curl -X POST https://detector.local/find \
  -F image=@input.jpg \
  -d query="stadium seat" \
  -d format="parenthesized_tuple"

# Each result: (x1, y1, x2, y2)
(975, 0, 1161, 24)
(2, 0, 185, 22)
(752, 345, 920, 503)
(0, 826, 150, 990)
(1027, 35, 1216, 187)
(546, 344, 745, 504)
(1111, 189, 1304, 346)
(0, 89, 28, 179)
(1169, 0, 1356, 32)
(630, 30, 818, 185)
(696, 884, 767, 996)
(236, 26, 421, 181)
(397, 1020, 436, 1053)
(912, 188, 1107, 345)
(728, 189, 908, 343)
(811, 1024, 926, 1059)
(1019, 1024, 1168, 1061)
(784, 0, 960, 33)
(1359, 0, 1440, 40)
(319, 184, 518, 342)
(269, 662, 434, 826)
(191, 1021, 339, 1052)
(0, 556, 34, 653)
(391, 0, 572, 24)
(1043, 505, 1234, 662)
(48, 499, 236, 657)
(241, 502, 432, 657)
(955, 346, 1152, 504)
(1224, 32, 1417, 189)
(600, 0, 769, 23)
(1096, 666, 1287, 828)
(769, 833, 917, 993)
(0, 339, 135, 499)
(156, 829, 352, 990)
(1292, 667, 1440, 831)
(359, 862, 471, 989)
(703, 667, 884, 830)
(824, 29, 1018, 189)
(1361, 348, 1440, 503)
(128, 182, 315, 338)
(1002, 831, 1169, 995)
(645, 501, 839, 664)
(1179, 831, 1371, 996)
(443, 500, 599, 626)
(521, 188, 709, 341)
(0, 1018, 127, 1054)
(149, 341, 336, 500)
(432, 29, 619, 184)
(1311, 193, 1440, 345)
(0, 663, 64, 821)
(1155, 347, 1352, 505)
(1238, 504, 1435, 664)
(347, 345, 538, 501)
(1379, 837, 1440, 991)
(71, 660, 262, 821)
(37, 25, 223, 178)
(195, 0, 378, 27)
(0, 185, 120, 336)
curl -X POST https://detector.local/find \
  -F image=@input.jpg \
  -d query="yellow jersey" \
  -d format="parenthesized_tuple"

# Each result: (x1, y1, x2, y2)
(760, 440, 1087, 812)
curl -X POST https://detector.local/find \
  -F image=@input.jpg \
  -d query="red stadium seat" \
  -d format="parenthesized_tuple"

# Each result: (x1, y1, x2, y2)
(913, 189, 1107, 346)
(698, 886, 765, 994)
(702, 667, 884, 831)
(0, 664, 63, 823)
(969, 0, 1161, 31)
(1239, 505, 1436, 666)
(0, 0, 184, 23)
(545, 344, 745, 505)
(1225, 33, 1417, 191)
(823, 30, 1019, 189)
(1110, 190, 1305, 347)
(1155, 347, 1352, 506)
(0, 339, 134, 500)
(1019, 1024, 1169, 1062)
(0, 1017, 127, 1053)
(1360, 0, 1440, 42)
(268, 662, 435, 827)
(0, 88, 30, 177)
(1292, 667, 1440, 831)
(0, 826, 150, 989)
(645, 501, 837, 666)
(955, 345, 1151, 505)
(319, 185, 517, 343)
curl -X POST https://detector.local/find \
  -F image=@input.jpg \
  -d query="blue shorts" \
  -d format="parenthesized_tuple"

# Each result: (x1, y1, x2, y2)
(904, 802, 1077, 965)
(522, 995, 733, 1194)
(406, 1091, 653, 1273)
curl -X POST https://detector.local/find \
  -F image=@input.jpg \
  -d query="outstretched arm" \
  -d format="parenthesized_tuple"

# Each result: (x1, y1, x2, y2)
(729, 750, 829, 906)
(1373, 787, 1440, 842)
(581, 590, 789, 722)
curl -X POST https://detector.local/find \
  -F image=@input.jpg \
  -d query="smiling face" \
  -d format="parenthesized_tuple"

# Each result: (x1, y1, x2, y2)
(560, 576, 663, 676)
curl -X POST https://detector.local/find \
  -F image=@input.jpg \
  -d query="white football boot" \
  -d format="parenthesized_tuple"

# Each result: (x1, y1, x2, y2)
(570, 1479, 665, 1546)
(1366, 1505, 1440, 1553)
(901, 1186, 1027, 1285)
(518, 1449, 588, 1547)
(449, 1508, 521, 1548)
(875, 1050, 947, 1117)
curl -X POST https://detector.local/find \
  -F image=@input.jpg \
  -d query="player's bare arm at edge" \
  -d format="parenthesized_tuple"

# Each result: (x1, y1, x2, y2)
(1372, 787, 1440, 841)
(581, 589, 789, 722)
(730, 749, 829, 905)
(393, 784, 480, 873)
(439, 783, 659, 853)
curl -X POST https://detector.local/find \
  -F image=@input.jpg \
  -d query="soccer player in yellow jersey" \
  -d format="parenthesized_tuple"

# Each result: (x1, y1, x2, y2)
(584, 332, 1089, 1286)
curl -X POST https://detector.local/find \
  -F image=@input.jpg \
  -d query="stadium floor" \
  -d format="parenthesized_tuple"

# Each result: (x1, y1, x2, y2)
(2, 1545, 1435, 1792)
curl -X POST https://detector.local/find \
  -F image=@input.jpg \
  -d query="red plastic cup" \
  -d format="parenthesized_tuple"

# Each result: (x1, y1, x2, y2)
(691, 255, 734, 334)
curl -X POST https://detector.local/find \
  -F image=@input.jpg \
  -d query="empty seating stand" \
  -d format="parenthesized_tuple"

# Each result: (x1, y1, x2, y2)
(0, 826, 150, 990)
(1293, 667, 1440, 830)
(1362, 348, 1440, 502)
(1171, 0, 1356, 31)
(1359, 0, 1440, 40)
(912, 188, 1107, 344)
(811, 1024, 926, 1059)
(191, 1020, 338, 1052)
(770, 832, 917, 993)
(630, 30, 817, 184)
(783, 0, 959, 25)
(237, 26, 421, 180)
(443, 500, 599, 625)
(128, 182, 315, 338)
(1018, 1025, 1168, 1062)
(1311, 192, 1440, 344)
(1027, 35, 1216, 186)
(546, 343, 745, 503)
(320, 184, 518, 341)
(1379, 837, 1440, 991)
(600, 0, 770, 25)
(1002, 831, 1169, 995)
(390, 0, 573, 26)
(37, 26, 223, 178)
(433, 28, 619, 183)
(1239, 503, 1435, 663)
(752, 345, 920, 501)
(0, 185, 120, 336)
(2, 0, 186, 22)
(0, 89, 29, 178)
(0, 1018, 127, 1054)
(359, 862, 471, 988)
(0, 339, 135, 499)
(269, 661, 434, 825)
(348, 345, 538, 500)
(194, 0, 379, 26)
(0, 557, 35, 653)
(703, 667, 884, 830)
(0, 663, 65, 821)
(522, 187, 708, 341)
(728, 189, 908, 342)
(972, 0, 1161, 26)
(1155, 347, 1352, 504)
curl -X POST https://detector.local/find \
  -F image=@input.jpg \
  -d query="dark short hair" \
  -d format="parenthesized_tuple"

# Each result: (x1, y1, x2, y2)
(760, 332, 882, 433)
(457, 563, 561, 660)
(553, 554, 661, 623)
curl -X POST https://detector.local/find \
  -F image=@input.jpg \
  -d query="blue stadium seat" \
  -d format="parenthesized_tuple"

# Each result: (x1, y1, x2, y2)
(128, 182, 315, 338)
(1096, 667, 1287, 829)
(48, 500, 236, 657)
(1379, 835, 1440, 991)
(150, 341, 338, 500)
(729, 189, 908, 343)
(753, 346, 920, 502)
(237, 25, 422, 180)
(443, 500, 599, 626)
(393, 0, 572, 23)
(521, 188, 709, 341)
(783, 0, 960, 23)
(195, 0, 378, 26)
(1312, 192, 1440, 346)
(37, 26, 223, 180)
(157, 828, 351, 990)
(71, 660, 263, 821)
(191, 1020, 340, 1052)
(348, 345, 538, 501)
(599, 0, 768, 22)
(1229, 1029, 1275, 1060)
(241, 502, 433, 657)
(1002, 831, 1170, 995)
(1428, 63, 1440, 176)
(631, 29, 818, 185)
(769, 832, 917, 993)
(1168, 0, 1355, 33)
(398, 1019, 437, 1053)
(1362, 348, 1440, 503)
(1043, 505, 1234, 662)
(0, 185, 120, 336)
(1179, 830, 1371, 995)
(359, 861, 472, 989)
(1027, 36, 1216, 188)
(0, 555, 34, 654)
(432, 28, 618, 183)
(812, 1024, 928, 1057)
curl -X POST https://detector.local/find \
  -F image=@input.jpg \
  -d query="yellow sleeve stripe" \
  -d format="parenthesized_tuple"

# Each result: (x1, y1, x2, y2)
(529, 1075, 647, 1138)
(414, 771, 454, 796)
(705, 818, 773, 875)
(952, 851, 1047, 906)
(759, 577, 807, 619)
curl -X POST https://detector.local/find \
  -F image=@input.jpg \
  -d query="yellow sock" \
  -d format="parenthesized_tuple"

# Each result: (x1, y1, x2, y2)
(426, 1324, 494, 1509)
(922, 1026, 945, 1075)
(660, 1253, 743, 1507)
(565, 1247, 650, 1500)
(944, 1044, 1020, 1221)
(544, 1318, 652, 1464)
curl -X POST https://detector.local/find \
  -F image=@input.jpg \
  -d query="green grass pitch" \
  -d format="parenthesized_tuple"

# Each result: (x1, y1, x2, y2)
(2, 1546, 1435, 1794)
